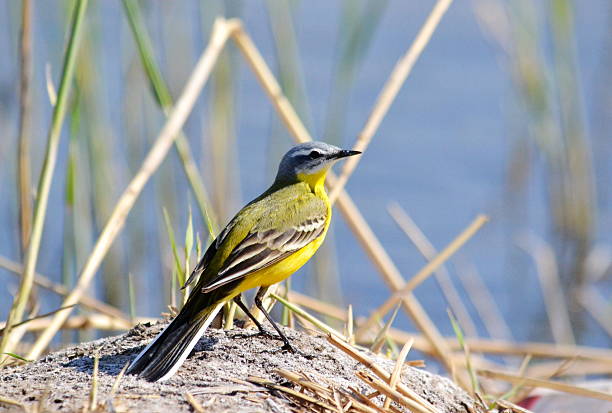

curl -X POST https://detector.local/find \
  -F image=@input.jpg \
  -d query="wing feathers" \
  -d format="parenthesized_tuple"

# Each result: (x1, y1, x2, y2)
(201, 213, 326, 293)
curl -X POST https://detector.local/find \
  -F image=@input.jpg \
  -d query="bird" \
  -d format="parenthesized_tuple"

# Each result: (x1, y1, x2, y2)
(127, 141, 361, 382)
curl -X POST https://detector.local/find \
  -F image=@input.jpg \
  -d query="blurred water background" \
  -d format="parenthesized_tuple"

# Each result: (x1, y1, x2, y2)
(0, 0, 610, 352)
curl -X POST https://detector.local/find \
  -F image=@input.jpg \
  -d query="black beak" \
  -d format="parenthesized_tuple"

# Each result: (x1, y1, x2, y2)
(334, 149, 361, 159)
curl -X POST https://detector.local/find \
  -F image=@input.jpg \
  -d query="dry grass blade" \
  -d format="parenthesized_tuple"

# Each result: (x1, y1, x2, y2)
(333, 388, 345, 413)
(517, 233, 575, 344)
(110, 362, 129, 397)
(356, 370, 432, 413)
(494, 399, 534, 413)
(0, 305, 75, 334)
(388, 202, 478, 337)
(329, 0, 454, 202)
(347, 304, 355, 345)
(275, 369, 345, 410)
(0, 256, 128, 321)
(345, 388, 388, 413)
(184, 392, 205, 413)
(283, 289, 348, 321)
(370, 304, 400, 354)
(0, 396, 25, 411)
(383, 339, 414, 410)
(478, 369, 612, 402)
(89, 352, 100, 411)
(275, 369, 330, 395)
(356, 214, 488, 342)
(25, 18, 239, 360)
(271, 292, 347, 340)
(327, 335, 440, 413)
(248, 376, 337, 411)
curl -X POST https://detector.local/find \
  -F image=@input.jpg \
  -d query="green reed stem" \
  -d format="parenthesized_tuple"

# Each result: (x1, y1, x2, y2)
(0, 0, 89, 361)
(122, 0, 217, 238)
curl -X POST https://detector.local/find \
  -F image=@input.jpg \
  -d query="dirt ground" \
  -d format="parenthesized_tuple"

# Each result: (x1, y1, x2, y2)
(0, 321, 483, 412)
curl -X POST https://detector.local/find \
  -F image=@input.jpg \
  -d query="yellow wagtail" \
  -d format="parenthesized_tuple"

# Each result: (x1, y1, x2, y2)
(127, 141, 360, 381)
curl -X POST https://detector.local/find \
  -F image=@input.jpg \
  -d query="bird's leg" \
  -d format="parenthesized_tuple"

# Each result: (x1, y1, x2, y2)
(254, 287, 296, 353)
(232, 295, 267, 335)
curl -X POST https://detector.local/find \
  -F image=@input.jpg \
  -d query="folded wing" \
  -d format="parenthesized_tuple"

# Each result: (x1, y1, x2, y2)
(201, 211, 327, 293)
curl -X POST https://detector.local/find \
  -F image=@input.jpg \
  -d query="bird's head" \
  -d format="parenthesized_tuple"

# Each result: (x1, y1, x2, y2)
(275, 141, 361, 188)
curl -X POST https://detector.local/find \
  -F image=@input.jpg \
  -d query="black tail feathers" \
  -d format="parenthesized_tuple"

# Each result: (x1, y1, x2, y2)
(127, 304, 221, 382)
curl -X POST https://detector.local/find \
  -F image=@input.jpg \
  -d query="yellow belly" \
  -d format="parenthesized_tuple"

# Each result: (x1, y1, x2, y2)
(229, 233, 327, 296)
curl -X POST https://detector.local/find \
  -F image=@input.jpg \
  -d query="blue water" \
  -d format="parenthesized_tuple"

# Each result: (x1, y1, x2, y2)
(0, 1, 610, 349)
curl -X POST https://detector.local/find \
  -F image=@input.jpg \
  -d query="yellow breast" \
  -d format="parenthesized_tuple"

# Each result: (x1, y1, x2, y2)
(229, 182, 331, 296)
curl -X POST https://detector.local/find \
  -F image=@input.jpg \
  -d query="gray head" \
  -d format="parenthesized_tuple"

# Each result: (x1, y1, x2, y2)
(275, 141, 360, 183)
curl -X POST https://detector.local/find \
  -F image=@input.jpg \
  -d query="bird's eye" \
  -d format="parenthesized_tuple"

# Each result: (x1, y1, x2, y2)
(308, 150, 322, 159)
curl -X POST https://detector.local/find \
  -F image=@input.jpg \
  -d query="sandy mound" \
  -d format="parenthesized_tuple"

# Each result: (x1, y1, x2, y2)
(0, 321, 482, 412)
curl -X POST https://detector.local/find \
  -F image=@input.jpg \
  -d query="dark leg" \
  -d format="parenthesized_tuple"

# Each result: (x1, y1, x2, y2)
(254, 287, 295, 353)
(233, 295, 267, 335)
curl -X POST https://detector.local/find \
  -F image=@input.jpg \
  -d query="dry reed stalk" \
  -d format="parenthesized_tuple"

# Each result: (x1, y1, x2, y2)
(0, 396, 25, 410)
(526, 359, 612, 378)
(25, 18, 240, 360)
(271, 292, 347, 340)
(388, 202, 479, 336)
(0, 256, 128, 321)
(355, 215, 488, 342)
(347, 304, 355, 344)
(231, 25, 311, 143)
(276, 369, 330, 395)
(578, 287, 612, 338)
(356, 370, 434, 413)
(110, 362, 129, 398)
(229, 15, 457, 379)
(88, 352, 100, 411)
(493, 399, 534, 413)
(517, 233, 575, 344)
(17, 0, 33, 255)
(478, 369, 612, 402)
(249, 376, 337, 411)
(284, 289, 348, 321)
(0, 314, 154, 332)
(330, 182, 459, 378)
(328, 335, 440, 413)
(0, 0, 89, 363)
(332, 389, 345, 413)
(284, 372, 343, 411)
(388, 328, 612, 362)
(345, 388, 389, 413)
(383, 338, 414, 410)
(284, 288, 612, 369)
(329, 0, 454, 203)
(456, 262, 514, 341)
(230, 23, 313, 323)
(184, 392, 205, 413)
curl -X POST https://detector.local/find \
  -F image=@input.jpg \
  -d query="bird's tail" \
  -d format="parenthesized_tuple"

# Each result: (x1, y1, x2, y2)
(127, 302, 223, 382)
